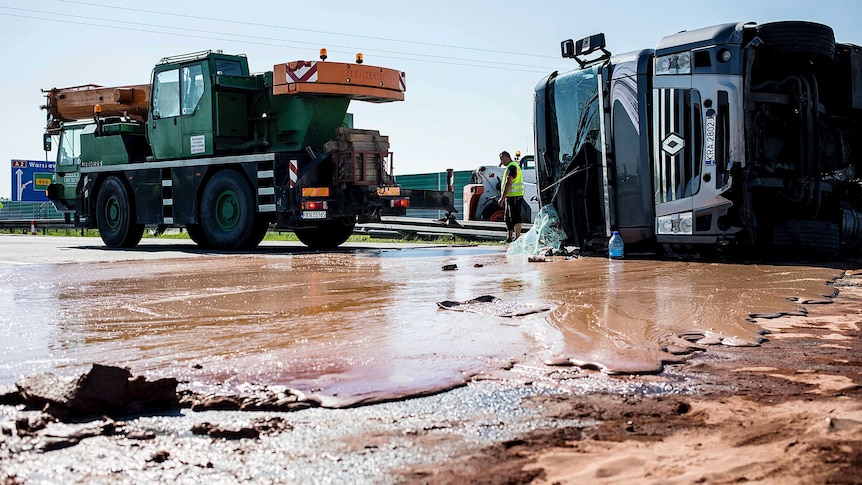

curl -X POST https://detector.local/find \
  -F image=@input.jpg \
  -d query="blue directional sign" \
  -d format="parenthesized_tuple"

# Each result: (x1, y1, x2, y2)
(11, 160, 55, 202)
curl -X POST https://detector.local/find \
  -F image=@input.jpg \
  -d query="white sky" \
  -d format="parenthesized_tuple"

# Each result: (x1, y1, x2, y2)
(2, 0, 861, 199)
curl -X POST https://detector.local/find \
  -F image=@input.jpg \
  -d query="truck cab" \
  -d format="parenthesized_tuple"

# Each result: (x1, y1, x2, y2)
(536, 22, 862, 257)
(148, 52, 250, 159)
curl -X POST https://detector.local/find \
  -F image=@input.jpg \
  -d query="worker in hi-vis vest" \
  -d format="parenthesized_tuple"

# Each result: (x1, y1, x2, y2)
(497, 151, 524, 243)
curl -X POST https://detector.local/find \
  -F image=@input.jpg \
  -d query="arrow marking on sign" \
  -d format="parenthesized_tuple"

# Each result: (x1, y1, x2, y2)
(16, 169, 33, 201)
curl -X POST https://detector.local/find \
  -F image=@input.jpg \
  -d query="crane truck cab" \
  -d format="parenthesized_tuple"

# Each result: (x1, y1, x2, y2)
(44, 50, 455, 250)
(535, 22, 862, 258)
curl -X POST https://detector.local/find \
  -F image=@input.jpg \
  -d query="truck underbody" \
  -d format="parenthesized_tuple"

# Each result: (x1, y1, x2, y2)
(536, 21, 862, 258)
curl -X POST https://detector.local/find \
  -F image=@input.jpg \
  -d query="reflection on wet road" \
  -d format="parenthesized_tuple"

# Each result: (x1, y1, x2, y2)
(541, 259, 839, 373)
(0, 246, 841, 404)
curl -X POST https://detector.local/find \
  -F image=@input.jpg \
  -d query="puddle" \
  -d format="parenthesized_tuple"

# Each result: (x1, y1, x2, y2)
(0, 248, 841, 404)
(537, 259, 840, 373)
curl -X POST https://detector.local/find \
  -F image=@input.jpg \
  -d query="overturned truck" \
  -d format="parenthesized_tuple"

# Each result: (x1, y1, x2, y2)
(535, 21, 862, 257)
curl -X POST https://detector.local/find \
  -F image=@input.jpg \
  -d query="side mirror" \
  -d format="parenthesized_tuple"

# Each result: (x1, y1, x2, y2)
(575, 34, 606, 57)
(561, 39, 576, 59)
(43, 133, 52, 152)
(561, 33, 610, 67)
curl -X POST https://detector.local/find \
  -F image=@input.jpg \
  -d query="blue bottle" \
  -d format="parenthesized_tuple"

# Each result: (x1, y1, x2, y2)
(608, 231, 624, 259)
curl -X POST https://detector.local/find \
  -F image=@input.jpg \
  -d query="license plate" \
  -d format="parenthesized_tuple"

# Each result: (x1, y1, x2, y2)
(301, 210, 327, 220)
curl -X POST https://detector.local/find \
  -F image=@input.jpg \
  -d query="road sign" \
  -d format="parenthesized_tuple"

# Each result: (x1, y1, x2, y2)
(34, 173, 53, 191)
(10, 160, 55, 202)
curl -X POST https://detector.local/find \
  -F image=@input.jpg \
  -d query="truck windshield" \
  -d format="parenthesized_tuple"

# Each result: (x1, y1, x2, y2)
(544, 66, 603, 202)
(58, 125, 84, 167)
(153, 69, 180, 118)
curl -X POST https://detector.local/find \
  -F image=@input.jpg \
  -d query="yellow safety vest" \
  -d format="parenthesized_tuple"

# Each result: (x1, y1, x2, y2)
(505, 161, 525, 197)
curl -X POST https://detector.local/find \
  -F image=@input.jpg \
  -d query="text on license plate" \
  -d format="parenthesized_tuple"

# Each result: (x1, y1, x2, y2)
(301, 210, 327, 219)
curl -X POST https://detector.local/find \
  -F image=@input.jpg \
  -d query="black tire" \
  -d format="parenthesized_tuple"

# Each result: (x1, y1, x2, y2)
(771, 220, 839, 258)
(242, 217, 271, 250)
(185, 223, 210, 248)
(200, 169, 256, 250)
(757, 21, 835, 61)
(294, 217, 356, 248)
(95, 176, 144, 248)
(480, 204, 504, 222)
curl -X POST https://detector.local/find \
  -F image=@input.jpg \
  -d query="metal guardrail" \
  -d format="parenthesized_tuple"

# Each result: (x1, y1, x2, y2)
(0, 202, 516, 240)
(0, 202, 66, 221)
(0, 202, 73, 233)
(357, 216, 527, 242)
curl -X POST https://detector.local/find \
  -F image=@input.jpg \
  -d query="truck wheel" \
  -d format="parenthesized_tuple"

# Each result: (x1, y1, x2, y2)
(294, 217, 356, 248)
(481, 205, 505, 222)
(757, 21, 835, 60)
(95, 176, 144, 248)
(200, 169, 256, 250)
(242, 217, 271, 250)
(771, 220, 839, 258)
(185, 224, 210, 248)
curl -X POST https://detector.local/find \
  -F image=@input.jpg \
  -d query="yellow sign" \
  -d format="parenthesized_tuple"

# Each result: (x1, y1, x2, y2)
(34, 173, 53, 190)
(377, 186, 401, 197)
(301, 187, 330, 197)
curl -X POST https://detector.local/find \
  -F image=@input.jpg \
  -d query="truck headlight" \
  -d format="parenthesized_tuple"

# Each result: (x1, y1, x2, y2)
(658, 57, 672, 73)
(679, 213, 693, 233)
(659, 218, 674, 234)
(676, 53, 691, 72)
(655, 52, 691, 75)
(657, 212, 693, 235)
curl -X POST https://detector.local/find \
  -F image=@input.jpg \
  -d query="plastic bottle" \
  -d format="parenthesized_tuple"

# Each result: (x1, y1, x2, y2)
(608, 231, 624, 259)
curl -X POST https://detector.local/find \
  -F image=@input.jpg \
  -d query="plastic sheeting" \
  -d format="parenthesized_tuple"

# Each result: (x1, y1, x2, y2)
(506, 205, 569, 256)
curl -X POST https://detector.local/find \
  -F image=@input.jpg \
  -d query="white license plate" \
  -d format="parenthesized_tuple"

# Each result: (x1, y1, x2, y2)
(301, 210, 327, 220)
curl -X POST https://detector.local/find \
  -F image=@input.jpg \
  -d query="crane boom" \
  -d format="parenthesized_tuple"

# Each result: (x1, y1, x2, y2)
(42, 84, 150, 130)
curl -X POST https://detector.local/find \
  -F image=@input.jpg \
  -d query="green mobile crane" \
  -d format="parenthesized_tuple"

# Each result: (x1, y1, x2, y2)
(44, 50, 454, 249)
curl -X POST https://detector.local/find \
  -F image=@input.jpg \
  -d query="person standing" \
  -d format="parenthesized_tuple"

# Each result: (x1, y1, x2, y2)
(497, 151, 524, 243)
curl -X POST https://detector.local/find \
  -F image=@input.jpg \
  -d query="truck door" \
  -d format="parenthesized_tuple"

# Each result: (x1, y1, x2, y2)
(179, 63, 210, 157)
(652, 78, 703, 239)
(149, 67, 183, 160)
(149, 62, 210, 160)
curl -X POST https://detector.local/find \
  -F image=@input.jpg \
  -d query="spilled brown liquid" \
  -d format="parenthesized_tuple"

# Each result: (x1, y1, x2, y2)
(0, 248, 840, 405)
(538, 259, 838, 373)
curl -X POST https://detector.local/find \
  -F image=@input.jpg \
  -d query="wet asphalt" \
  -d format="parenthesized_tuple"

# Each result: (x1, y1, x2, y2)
(0, 234, 826, 483)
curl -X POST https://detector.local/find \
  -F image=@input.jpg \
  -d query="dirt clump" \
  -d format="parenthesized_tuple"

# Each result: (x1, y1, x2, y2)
(14, 364, 178, 419)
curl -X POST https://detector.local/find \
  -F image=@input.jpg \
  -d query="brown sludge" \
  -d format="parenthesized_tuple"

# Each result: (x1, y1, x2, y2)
(0, 252, 845, 403)
(1, 246, 860, 482)
(402, 268, 862, 484)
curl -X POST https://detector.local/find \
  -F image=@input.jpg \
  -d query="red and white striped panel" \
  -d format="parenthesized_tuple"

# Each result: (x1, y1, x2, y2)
(399, 72, 406, 92)
(286, 62, 318, 83)
(289, 159, 298, 188)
